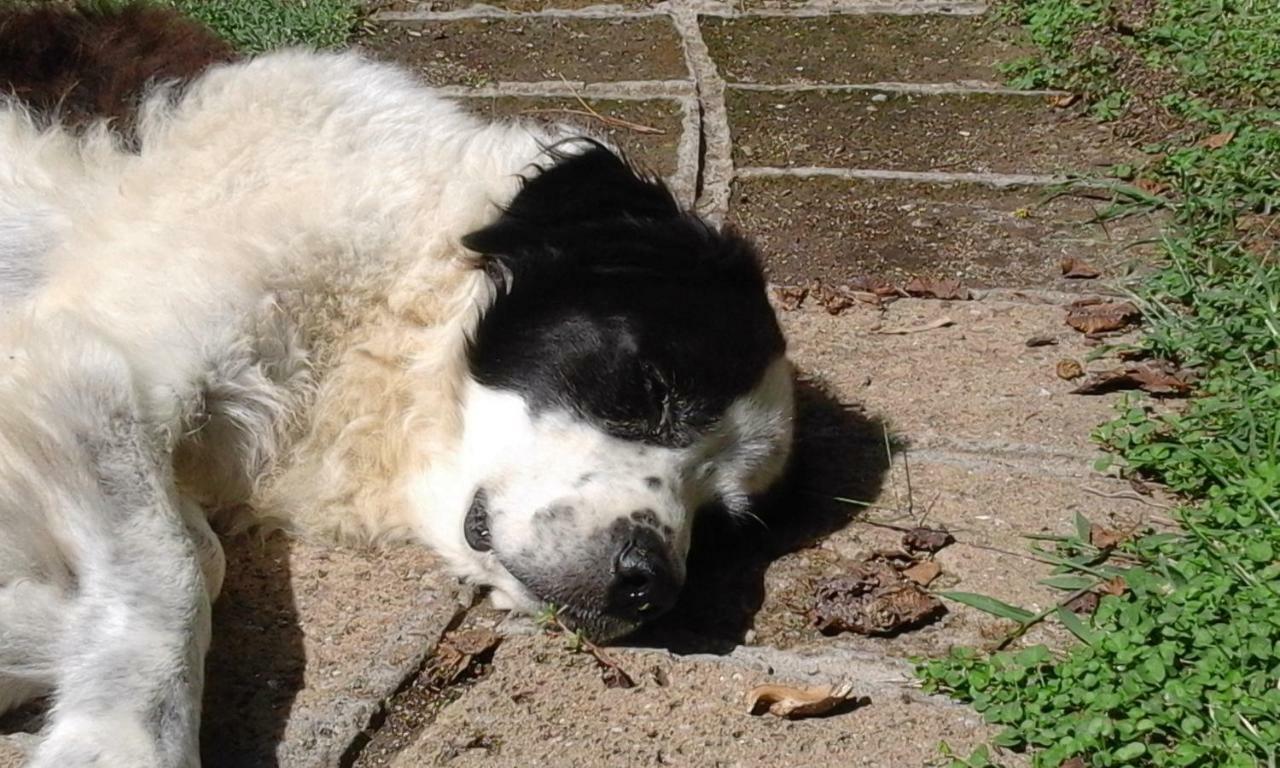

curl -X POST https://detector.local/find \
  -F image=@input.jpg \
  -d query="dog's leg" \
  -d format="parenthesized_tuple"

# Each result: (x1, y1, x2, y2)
(0, 580, 69, 712)
(9, 324, 212, 768)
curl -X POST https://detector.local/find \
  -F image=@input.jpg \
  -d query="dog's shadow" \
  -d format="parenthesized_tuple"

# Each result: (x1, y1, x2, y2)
(631, 376, 894, 654)
(200, 533, 306, 768)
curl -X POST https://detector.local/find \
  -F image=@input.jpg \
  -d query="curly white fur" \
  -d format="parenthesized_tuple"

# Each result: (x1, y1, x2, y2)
(0, 49, 573, 766)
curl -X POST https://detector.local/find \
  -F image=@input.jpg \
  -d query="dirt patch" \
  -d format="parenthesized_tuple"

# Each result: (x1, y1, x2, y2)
(359, 17, 687, 86)
(730, 176, 1157, 288)
(703, 15, 1028, 85)
(727, 88, 1133, 174)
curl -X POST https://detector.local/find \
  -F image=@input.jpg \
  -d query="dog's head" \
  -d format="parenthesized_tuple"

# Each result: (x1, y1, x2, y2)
(450, 142, 792, 640)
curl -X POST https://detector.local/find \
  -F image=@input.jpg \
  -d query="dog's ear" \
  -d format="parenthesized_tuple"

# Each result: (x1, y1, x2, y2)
(461, 141, 680, 257)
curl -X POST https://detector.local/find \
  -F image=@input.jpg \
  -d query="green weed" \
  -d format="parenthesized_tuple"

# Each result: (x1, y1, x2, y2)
(917, 1, 1280, 766)
(163, 0, 360, 53)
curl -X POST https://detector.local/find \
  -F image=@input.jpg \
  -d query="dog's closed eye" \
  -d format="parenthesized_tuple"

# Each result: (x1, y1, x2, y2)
(640, 362, 674, 435)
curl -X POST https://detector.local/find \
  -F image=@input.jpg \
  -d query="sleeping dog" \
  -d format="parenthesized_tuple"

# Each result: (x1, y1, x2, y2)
(0, 4, 793, 765)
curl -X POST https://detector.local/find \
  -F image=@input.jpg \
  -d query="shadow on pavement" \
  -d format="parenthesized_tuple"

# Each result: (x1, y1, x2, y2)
(631, 374, 896, 654)
(201, 533, 306, 768)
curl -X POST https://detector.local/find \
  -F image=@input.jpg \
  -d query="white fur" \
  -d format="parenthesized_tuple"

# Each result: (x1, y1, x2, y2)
(0, 49, 793, 766)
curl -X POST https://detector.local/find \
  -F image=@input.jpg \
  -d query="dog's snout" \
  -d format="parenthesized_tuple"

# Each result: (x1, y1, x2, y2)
(609, 524, 680, 620)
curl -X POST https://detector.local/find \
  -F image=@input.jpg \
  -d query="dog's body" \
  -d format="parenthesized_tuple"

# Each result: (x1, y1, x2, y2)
(0, 11, 793, 768)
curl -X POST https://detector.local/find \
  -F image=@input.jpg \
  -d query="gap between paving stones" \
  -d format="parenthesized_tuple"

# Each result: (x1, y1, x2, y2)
(672, 5, 731, 220)
(340, 592, 484, 767)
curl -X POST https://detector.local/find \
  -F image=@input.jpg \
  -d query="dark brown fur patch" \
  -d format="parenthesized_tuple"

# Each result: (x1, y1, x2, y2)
(0, 2, 233, 135)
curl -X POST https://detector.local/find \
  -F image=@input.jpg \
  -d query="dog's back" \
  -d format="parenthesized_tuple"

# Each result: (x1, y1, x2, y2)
(0, 2, 231, 308)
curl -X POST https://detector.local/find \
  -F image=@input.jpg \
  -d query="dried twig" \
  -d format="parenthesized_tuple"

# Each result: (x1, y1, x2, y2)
(552, 615, 636, 687)
(518, 107, 665, 135)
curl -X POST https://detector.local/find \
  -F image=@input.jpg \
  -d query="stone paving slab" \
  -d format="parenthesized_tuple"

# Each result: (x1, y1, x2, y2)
(748, 459, 1153, 656)
(731, 175, 1157, 286)
(388, 634, 1003, 768)
(360, 17, 688, 86)
(458, 95, 687, 178)
(200, 536, 460, 767)
(780, 300, 1135, 458)
(727, 88, 1134, 173)
(703, 15, 1027, 85)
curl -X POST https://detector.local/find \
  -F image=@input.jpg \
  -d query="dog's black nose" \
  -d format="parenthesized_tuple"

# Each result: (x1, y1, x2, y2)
(608, 524, 680, 621)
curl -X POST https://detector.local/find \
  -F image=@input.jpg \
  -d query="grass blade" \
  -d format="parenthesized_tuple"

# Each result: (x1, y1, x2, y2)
(1055, 607, 1099, 646)
(938, 592, 1036, 623)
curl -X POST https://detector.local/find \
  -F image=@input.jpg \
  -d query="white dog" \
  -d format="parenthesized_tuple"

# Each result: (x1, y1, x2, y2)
(0, 11, 794, 767)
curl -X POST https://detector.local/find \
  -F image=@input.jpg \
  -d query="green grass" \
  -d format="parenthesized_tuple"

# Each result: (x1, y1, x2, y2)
(163, 0, 360, 53)
(916, 1, 1280, 766)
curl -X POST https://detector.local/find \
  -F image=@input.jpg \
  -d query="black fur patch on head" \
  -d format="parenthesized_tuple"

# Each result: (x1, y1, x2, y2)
(0, 1, 233, 137)
(464, 142, 785, 447)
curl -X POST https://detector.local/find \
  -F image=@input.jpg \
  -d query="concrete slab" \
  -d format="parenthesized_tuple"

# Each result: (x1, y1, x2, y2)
(730, 175, 1158, 287)
(201, 535, 461, 768)
(360, 17, 688, 86)
(727, 88, 1135, 174)
(747, 459, 1155, 657)
(387, 634, 1006, 768)
(457, 95, 686, 178)
(779, 300, 1135, 458)
(702, 15, 1027, 85)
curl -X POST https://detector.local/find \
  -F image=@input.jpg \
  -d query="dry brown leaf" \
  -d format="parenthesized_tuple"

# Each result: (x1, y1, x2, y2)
(1025, 334, 1059, 347)
(601, 664, 636, 689)
(1062, 757, 1088, 768)
(901, 560, 942, 586)
(769, 284, 808, 311)
(1133, 177, 1171, 196)
(810, 559, 946, 636)
(745, 681, 865, 719)
(1060, 257, 1102, 279)
(903, 527, 955, 553)
(1047, 93, 1080, 108)
(1090, 524, 1131, 550)
(430, 628, 502, 685)
(848, 275, 902, 298)
(812, 284, 858, 315)
(1199, 131, 1234, 149)
(876, 316, 955, 335)
(1065, 301, 1141, 335)
(1071, 360, 1192, 396)
(1099, 575, 1128, 596)
(1056, 359, 1085, 380)
(1065, 591, 1100, 615)
(904, 276, 972, 300)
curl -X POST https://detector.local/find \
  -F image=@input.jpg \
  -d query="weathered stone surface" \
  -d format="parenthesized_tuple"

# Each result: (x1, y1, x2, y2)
(458, 95, 686, 178)
(731, 175, 1158, 287)
(727, 88, 1134, 173)
(388, 634, 1007, 768)
(360, 18, 688, 86)
(201, 535, 460, 768)
(703, 15, 1027, 85)
(780, 299, 1135, 456)
(747, 459, 1154, 656)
